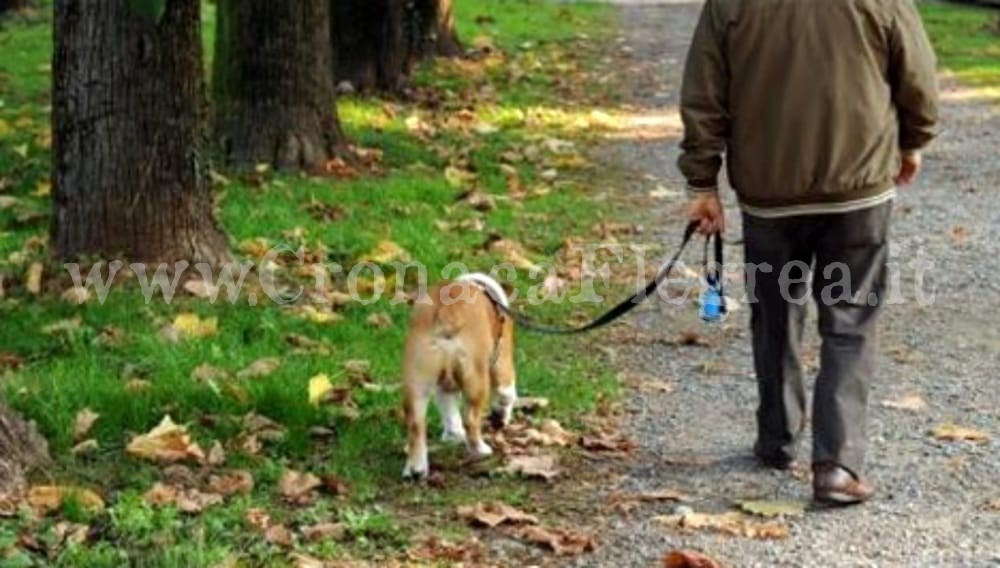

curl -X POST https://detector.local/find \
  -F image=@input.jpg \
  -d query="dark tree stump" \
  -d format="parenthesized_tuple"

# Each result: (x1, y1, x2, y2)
(213, 0, 344, 171)
(52, 0, 230, 266)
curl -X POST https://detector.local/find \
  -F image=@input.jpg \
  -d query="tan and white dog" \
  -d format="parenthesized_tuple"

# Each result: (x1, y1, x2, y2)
(402, 273, 517, 479)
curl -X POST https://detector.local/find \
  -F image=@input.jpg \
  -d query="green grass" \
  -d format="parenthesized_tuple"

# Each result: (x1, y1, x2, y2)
(920, 2, 1000, 99)
(0, 1, 623, 565)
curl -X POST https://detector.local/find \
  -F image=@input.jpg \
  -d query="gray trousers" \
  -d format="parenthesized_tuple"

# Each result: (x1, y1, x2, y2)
(743, 202, 891, 474)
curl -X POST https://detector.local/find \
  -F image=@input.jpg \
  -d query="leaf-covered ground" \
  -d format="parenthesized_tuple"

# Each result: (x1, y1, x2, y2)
(0, 1, 647, 565)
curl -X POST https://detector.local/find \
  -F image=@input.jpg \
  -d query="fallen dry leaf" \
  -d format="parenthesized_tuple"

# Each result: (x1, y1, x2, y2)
(28, 485, 104, 515)
(71, 439, 99, 456)
(343, 359, 372, 381)
(487, 238, 538, 271)
(289, 552, 325, 568)
(61, 286, 91, 305)
(502, 454, 560, 481)
(205, 441, 226, 466)
(580, 433, 635, 454)
(737, 499, 807, 518)
(655, 511, 789, 540)
(143, 483, 179, 506)
(207, 470, 254, 496)
(183, 278, 220, 299)
(366, 312, 393, 329)
(408, 536, 485, 564)
(931, 423, 990, 443)
(279, 469, 322, 506)
(126, 415, 205, 464)
(72, 408, 99, 442)
(512, 525, 596, 556)
(363, 240, 412, 264)
(308, 374, 334, 406)
(162, 313, 218, 341)
(241, 412, 287, 442)
(458, 501, 539, 528)
(300, 522, 346, 543)
(236, 357, 281, 379)
(174, 488, 224, 514)
(265, 524, 295, 548)
(663, 550, 723, 568)
(245, 507, 271, 531)
(608, 488, 690, 513)
(25, 262, 43, 295)
(881, 393, 927, 411)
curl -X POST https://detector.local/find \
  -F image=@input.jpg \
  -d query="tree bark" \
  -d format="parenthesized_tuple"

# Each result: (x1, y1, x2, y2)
(331, 0, 412, 93)
(52, 0, 229, 266)
(213, 0, 343, 171)
(0, 401, 49, 505)
(416, 0, 462, 58)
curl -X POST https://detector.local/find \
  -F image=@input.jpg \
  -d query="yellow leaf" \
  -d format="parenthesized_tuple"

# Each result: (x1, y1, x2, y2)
(12, 144, 28, 158)
(28, 485, 105, 515)
(25, 262, 43, 295)
(308, 374, 333, 406)
(126, 415, 205, 463)
(931, 423, 990, 443)
(362, 240, 412, 264)
(738, 499, 807, 518)
(171, 313, 218, 339)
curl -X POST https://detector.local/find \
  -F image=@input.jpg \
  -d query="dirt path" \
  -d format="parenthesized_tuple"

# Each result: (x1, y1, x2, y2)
(570, 2, 1000, 566)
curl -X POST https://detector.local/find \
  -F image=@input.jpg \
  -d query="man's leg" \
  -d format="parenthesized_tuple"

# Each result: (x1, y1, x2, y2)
(743, 213, 818, 467)
(811, 202, 891, 476)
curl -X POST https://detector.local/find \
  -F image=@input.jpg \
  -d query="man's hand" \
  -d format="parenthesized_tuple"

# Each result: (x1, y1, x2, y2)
(687, 192, 725, 235)
(895, 151, 922, 186)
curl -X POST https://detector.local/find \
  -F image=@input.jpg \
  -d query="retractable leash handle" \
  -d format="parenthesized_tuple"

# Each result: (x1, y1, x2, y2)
(699, 230, 727, 323)
(497, 221, 705, 335)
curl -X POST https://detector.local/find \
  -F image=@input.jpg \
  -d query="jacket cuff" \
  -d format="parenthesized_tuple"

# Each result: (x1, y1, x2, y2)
(687, 183, 719, 197)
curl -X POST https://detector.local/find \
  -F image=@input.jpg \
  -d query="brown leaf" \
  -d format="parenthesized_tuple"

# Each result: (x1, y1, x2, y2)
(265, 524, 295, 548)
(236, 357, 281, 379)
(207, 470, 254, 497)
(343, 359, 372, 381)
(502, 454, 560, 481)
(205, 441, 226, 466)
(408, 536, 485, 564)
(126, 415, 205, 464)
(951, 225, 968, 246)
(512, 525, 596, 556)
(28, 485, 105, 515)
(580, 433, 635, 454)
(458, 501, 539, 528)
(366, 312, 393, 329)
(241, 412, 287, 442)
(53, 521, 90, 547)
(486, 238, 538, 270)
(288, 552, 325, 568)
(655, 511, 789, 540)
(880, 393, 926, 412)
(320, 474, 350, 497)
(279, 469, 322, 505)
(175, 488, 224, 514)
(245, 507, 271, 531)
(301, 522, 346, 543)
(931, 423, 990, 443)
(72, 408, 100, 442)
(663, 550, 723, 568)
(143, 483, 179, 506)
(608, 489, 690, 513)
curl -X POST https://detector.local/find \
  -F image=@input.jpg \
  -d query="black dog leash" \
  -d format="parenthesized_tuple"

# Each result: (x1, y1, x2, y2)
(496, 221, 725, 335)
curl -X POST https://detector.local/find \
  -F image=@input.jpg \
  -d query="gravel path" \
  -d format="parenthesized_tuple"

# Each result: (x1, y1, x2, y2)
(572, 2, 1000, 566)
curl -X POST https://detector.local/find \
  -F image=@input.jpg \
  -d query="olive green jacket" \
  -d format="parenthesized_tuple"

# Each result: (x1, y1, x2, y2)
(678, 0, 940, 211)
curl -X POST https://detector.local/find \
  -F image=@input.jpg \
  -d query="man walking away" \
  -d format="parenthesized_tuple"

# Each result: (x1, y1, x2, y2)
(678, 0, 939, 505)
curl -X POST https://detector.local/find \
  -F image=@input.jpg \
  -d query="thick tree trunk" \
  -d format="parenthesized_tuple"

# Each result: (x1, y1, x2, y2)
(0, 401, 49, 505)
(52, 0, 229, 266)
(331, 0, 412, 93)
(213, 0, 343, 171)
(417, 0, 462, 58)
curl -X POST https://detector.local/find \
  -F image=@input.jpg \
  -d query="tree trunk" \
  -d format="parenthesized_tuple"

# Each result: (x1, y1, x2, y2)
(416, 0, 462, 58)
(331, 0, 412, 94)
(213, 0, 343, 171)
(52, 0, 229, 266)
(0, 401, 49, 506)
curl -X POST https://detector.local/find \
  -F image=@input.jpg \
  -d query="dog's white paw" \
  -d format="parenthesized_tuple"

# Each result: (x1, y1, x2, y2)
(469, 440, 493, 458)
(402, 463, 429, 480)
(440, 428, 467, 444)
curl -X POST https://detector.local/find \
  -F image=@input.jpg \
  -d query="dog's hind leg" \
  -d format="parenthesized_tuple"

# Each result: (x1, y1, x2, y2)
(490, 320, 518, 427)
(462, 361, 493, 458)
(402, 383, 431, 479)
(435, 387, 467, 444)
